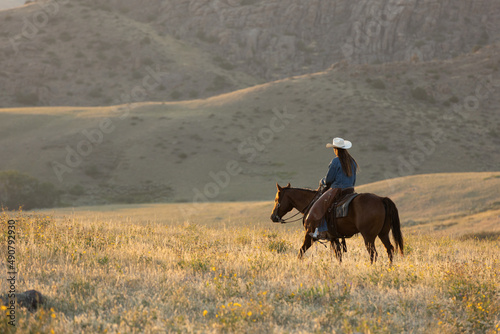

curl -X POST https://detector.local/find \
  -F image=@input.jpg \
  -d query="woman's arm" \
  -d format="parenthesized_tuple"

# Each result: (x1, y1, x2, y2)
(320, 158, 339, 187)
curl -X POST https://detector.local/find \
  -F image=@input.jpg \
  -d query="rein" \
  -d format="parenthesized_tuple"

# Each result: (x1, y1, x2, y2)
(278, 189, 321, 224)
(277, 206, 303, 224)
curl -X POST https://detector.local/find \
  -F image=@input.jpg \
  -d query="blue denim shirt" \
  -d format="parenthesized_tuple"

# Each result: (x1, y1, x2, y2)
(320, 157, 356, 189)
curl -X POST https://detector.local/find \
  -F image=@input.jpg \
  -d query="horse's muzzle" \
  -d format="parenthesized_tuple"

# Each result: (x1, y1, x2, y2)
(270, 214, 281, 223)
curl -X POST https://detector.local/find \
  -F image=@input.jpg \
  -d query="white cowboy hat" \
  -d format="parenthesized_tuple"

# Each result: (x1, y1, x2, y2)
(326, 137, 352, 149)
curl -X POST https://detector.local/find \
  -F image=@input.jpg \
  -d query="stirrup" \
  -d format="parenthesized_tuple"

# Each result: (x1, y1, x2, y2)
(308, 228, 319, 239)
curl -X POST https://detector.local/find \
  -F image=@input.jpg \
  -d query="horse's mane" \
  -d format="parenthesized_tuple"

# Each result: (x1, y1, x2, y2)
(283, 186, 318, 194)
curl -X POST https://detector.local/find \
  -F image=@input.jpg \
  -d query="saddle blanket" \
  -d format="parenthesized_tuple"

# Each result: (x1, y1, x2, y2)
(317, 193, 359, 233)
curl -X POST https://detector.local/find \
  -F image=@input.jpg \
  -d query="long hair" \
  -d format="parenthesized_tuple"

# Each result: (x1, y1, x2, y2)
(336, 148, 358, 177)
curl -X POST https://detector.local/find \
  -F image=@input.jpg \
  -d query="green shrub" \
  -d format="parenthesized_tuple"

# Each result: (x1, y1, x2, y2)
(268, 239, 288, 253)
(59, 31, 72, 42)
(207, 75, 231, 91)
(170, 90, 182, 100)
(0, 170, 60, 210)
(213, 56, 234, 70)
(370, 78, 386, 89)
(411, 87, 435, 103)
(87, 87, 102, 98)
(15, 92, 39, 105)
(68, 184, 85, 196)
(84, 165, 100, 178)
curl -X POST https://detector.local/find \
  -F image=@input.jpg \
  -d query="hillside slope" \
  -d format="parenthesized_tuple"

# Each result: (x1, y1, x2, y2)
(133, 0, 500, 79)
(1, 46, 499, 205)
(0, 0, 262, 107)
(46, 172, 500, 238)
(1, 0, 499, 107)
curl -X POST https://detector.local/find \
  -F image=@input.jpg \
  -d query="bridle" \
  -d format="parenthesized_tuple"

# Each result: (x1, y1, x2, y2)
(274, 202, 303, 223)
(274, 189, 320, 224)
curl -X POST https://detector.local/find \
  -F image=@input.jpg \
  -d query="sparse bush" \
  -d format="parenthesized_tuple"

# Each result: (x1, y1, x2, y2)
(207, 75, 231, 91)
(59, 31, 72, 42)
(370, 78, 386, 89)
(0, 170, 60, 210)
(296, 40, 313, 53)
(142, 57, 154, 66)
(414, 40, 425, 48)
(15, 92, 39, 105)
(478, 30, 489, 46)
(472, 45, 482, 52)
(97, 52, 107, 61)
(411, 86, 435, 103)
(88, 87, 103, 98)
(42, 36, 56, 45)
(267, 239, 288, 253)
(170, 90, 182, 100)
(460, 231, 500, 241)
(68, 185, 85, 196)
(189, 90, 199, 99)
(132, 71, 143, 80)
(84, 165, 101, 178)
(196, 31, 217, 43)
(213, 56, 235, 70)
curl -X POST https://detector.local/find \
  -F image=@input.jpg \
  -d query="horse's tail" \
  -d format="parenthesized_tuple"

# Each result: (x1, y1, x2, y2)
(383, 197, 404, 255)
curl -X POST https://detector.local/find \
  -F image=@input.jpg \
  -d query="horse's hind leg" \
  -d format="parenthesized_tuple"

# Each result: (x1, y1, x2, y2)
(378, 233, 395, 263)
(363, 236, 378, 264)
(298, 233, 314, 259)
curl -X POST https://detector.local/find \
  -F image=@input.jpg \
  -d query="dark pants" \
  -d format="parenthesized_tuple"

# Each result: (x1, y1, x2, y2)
(305, 187, 354, 234)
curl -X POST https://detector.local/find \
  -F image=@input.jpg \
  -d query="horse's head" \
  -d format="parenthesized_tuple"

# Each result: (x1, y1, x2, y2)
(270, 183, 294, 223)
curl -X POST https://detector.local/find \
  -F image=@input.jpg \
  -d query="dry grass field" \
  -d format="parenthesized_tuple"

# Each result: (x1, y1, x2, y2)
(1, 173, 499, 333)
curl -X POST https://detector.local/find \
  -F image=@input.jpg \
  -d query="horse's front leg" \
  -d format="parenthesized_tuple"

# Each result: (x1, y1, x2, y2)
(330, 239, 343, 263)
(298, 232, 314, 259)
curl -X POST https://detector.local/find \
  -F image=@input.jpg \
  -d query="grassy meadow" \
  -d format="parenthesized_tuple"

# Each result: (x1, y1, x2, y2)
(1, 189, 499, 333)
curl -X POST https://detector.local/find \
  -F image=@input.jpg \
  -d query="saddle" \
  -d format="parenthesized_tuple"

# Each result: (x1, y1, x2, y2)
(307, 188, 352, 221)
(333, 192, 359, 218)
(323, 189, 357, 253)
(306, 188, 358, 251)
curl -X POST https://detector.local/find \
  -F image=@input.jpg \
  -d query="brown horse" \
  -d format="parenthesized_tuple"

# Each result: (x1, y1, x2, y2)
(270, 183, 404, 263)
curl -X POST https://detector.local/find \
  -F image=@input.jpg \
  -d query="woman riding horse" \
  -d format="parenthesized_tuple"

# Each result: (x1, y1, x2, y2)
(305, 137, 358, 239)
(270, 136, 403, 263)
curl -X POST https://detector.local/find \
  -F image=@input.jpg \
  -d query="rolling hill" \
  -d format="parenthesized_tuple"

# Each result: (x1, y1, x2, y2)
(45, 172, 500, 238)
(1, 43, 500, 205)
(0, 0, 499, 207)
(1, 0, 500, 107)
(0, 0, 262, 108)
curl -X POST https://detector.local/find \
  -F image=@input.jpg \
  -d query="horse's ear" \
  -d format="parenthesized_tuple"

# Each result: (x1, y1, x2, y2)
(285, 183, 291, 188)
(276, 183, 282, 191)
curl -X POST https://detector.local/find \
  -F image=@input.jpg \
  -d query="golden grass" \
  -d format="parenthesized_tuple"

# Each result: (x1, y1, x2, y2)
(1, 202, 499, 333)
